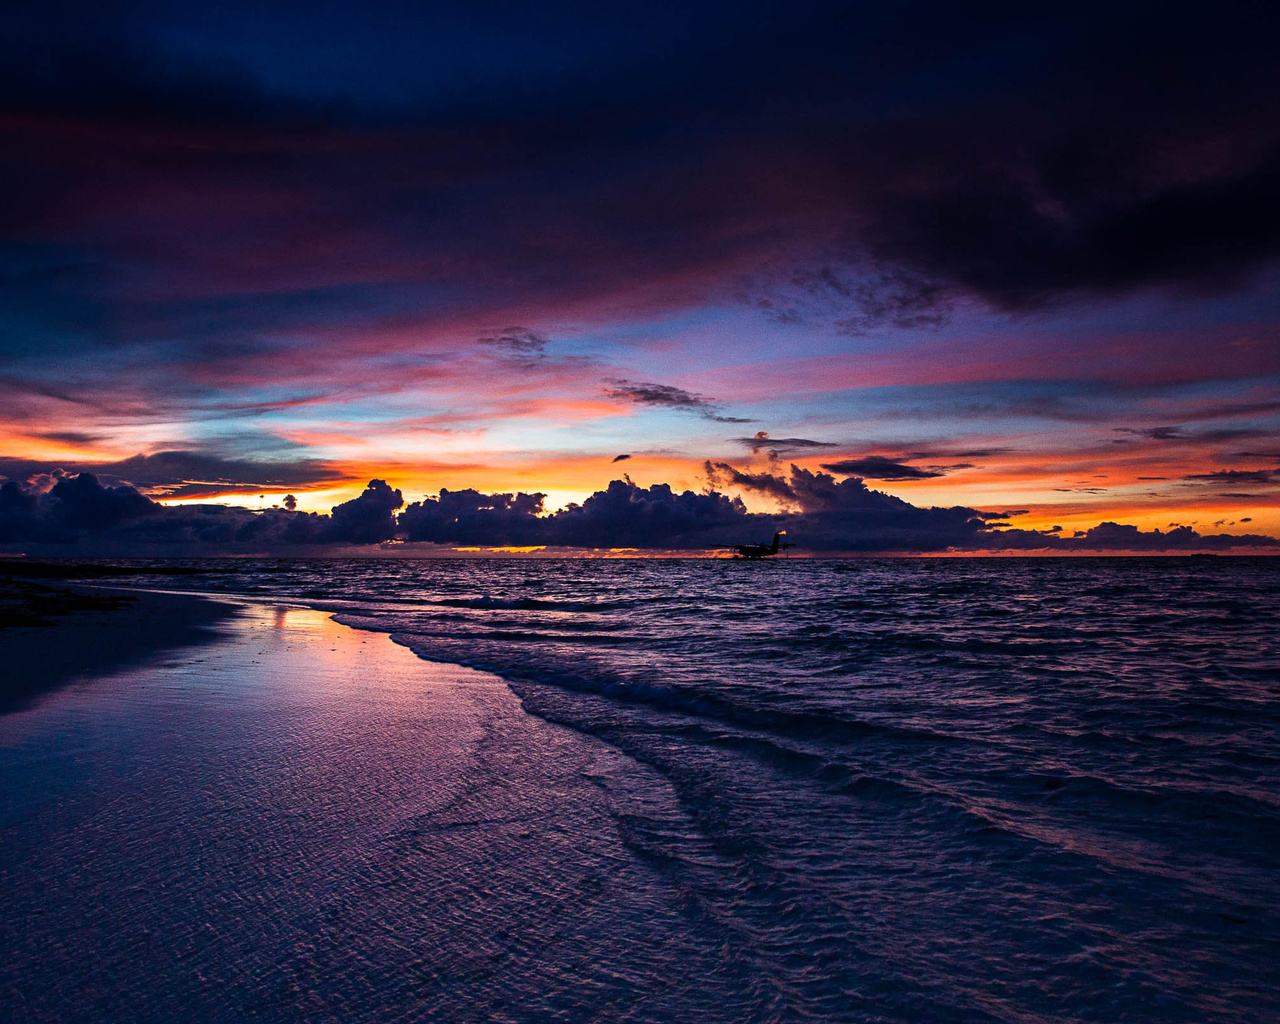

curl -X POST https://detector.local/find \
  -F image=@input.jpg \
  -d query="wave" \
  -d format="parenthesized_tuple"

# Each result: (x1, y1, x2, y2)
(370, 624, 969, 752)
(87, 556, 1280, 1023)
(431, 595, 636, 613)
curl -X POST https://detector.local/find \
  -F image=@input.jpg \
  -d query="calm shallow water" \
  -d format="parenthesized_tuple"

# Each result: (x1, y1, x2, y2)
(6, 557, 1280, 1022)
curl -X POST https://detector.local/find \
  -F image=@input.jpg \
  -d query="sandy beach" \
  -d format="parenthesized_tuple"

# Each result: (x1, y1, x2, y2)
(0, 587, 751, 1023)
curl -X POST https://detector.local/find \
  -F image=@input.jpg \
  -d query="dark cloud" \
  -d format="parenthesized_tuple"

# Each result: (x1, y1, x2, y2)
(5, 2, 1276, 389)
(988, 522, 1279, 553)
(0, 473, 158, 542)
(0, 479, 47, 542)
(901, 448, 1018, 463)
(704, 462, 995, 550)
(2, 469, 1275, 554)
(1198, 429, 1276, 443)
(397, 477, 755, 549)
(0, 476, 405, 548)
(819, 456, 945, 480)
(32, 430, 106, 445)
(48, 473, 158, 533)
(732, 434, 840, 457)
(400, 489, 547, 546)
(604, 380, 752, 423)
(698, 463, 1280, 551)
(1183, 468, 1279, 484)
(782, 467, 1000, 551)
(230, 480, 409, 546)
(478, 327, 549, 358)
(322, 480, 403, 544)
(709, 461, 943, 515)
(751, 265, 951, 334)
(0, 450, 345, 499)
(866, 144, 1280, 310)
(611, 454, 632, 463)
(0, 473, 396, 548)
(1115, 426, 1186, 441)
(705, 461, 797, 504)
(111, 451, 345, 498)
(789, 466, 917, 513)
(904, 449, 1013, 460)
(1115, 426, 1277, 444)
(547, 479, 748, 548)
(1174, 398, 1280, 422)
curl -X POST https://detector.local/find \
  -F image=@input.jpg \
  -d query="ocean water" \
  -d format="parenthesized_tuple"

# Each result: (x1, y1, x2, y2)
(4, 557, 1280, 1022)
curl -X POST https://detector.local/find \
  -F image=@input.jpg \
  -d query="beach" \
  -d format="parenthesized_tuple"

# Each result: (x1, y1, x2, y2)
(2, 559, 1277, 1023)
(0, 585, 759, 1022)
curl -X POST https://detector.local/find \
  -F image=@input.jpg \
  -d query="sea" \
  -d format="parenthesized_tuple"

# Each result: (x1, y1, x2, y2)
(3, 556, 1279, 1022)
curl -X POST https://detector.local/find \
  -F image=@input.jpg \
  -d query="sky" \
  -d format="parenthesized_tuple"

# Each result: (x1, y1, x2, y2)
(2, 1, 1279, 552)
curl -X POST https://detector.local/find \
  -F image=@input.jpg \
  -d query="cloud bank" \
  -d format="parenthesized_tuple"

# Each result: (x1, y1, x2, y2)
(0, 452, 346, 500)
(2, 470, 1274, 555)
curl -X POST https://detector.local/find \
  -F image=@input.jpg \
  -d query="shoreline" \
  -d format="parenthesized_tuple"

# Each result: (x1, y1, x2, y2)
(2, 564, 1276, 1021)
(0, 591, 735, 1022)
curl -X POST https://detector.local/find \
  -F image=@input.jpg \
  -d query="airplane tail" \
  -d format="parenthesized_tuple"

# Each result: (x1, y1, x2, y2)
(771, 530, 786, 554)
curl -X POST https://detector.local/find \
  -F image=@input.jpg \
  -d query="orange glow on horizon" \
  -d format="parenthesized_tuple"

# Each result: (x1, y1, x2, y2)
(5, 399, 1275, 544)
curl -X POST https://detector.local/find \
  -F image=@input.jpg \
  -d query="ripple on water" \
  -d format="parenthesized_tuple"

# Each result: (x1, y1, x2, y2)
(13, 556, 1277, 1023)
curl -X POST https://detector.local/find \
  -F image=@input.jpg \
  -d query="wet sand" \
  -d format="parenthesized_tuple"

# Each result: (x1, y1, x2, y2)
(0, 580, 239, 714)
(0, 598, 743, 1023)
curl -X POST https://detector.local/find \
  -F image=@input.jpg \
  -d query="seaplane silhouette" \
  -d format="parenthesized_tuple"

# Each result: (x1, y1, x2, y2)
(729, 530, 793, 559)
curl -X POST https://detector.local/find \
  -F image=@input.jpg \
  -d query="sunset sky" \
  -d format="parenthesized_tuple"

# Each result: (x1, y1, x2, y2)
(2, 2, 1279, 549)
